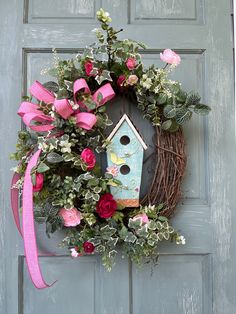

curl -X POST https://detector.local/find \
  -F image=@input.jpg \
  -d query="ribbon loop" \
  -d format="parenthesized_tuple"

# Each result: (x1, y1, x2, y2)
(73, 78, 115, 111)
(75, 112, 97, 130)
(54, 99, 74, 119)
(30, 81, 55, 104)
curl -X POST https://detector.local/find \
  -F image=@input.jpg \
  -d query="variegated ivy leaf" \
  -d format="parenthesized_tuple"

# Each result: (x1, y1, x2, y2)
(64, 80, 73, 92)
(95, 244, 106, 253)
(156, 221, 163, 230)
(95, 70, 112, 85)
(136, 225, 148, 238)
(63, 153, 75, 162)
(84, 213, 97, 226)
(163, 231, 170, 240)
(92, 193, 100, 201)
(85, 191, 93, 200)
(100, 225, 117, 240)
(124, 232, 137, 243)
(89, 238, 101, 246)
(147, 239, 155, 246)
(148, 220, 157, 230)
(128, 218, 142, 229)
(136, 238, 145, 246)
(107, 237, 119, 248)
(108, 250, 117, 259)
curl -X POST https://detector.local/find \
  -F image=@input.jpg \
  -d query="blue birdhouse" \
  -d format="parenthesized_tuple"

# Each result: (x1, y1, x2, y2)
(106, 114, 148, 207)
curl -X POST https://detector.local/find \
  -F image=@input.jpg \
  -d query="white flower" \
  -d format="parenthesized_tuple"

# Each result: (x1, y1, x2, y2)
(140, 77, 152, 89)
(70, 248, 79, 258)
(176, 235, 186, 245)
(154, 86, 160, 94)
(60, 139, 72, 153)
(69, 100, 79, 110)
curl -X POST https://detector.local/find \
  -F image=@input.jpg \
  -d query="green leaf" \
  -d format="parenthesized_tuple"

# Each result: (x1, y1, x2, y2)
(37, 162, 50, 173)
(161, 119, 172, 130)
(46, 152, 64, 164)
(194, 104, 211, 115)
(186, 92, 201, 106)
(43, 81, 59, 93)
(96, 92, 103, 104)
(158, 216, 168, 222)
(157, 93, 167, 105)
(31, 172, 36, 186)
(163, 105, 176, 119)
(124, 232, 137, 243)
(175, 108, 192, 125)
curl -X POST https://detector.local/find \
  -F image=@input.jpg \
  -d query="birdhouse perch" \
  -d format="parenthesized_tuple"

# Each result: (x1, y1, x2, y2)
(106, 114, 148, 207)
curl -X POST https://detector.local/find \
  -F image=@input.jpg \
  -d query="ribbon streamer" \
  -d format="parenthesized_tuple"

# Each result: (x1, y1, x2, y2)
(22, 149, 56, 289)
(11, 79, 115, 288)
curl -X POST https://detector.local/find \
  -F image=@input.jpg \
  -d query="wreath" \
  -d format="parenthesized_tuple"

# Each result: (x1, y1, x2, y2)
(11, 8, 210, 288)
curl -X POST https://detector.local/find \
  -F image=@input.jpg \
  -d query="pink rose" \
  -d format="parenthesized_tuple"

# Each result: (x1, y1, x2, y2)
(59, 208, 81, 227)
(117, 75, 126, 87)
(133, 213, 149, 224)
(83, 241, 95, 253)
(160, 49, 181, 65)
(70, 248, 79, 258)
(127, 74, 138, 86)
(106, 165, 119, 177)
(126, 57, 136, 70)
(81, 148, 96, 170)
(84, 60, 93, 76)
(33, 173, 44, 192)
(96, 193, 117, 218)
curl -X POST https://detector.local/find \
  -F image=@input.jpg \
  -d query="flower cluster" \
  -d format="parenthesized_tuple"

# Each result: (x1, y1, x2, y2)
(11, 9, 210, 271)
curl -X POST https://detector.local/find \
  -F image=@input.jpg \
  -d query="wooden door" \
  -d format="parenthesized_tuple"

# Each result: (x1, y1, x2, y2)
(0, 1, 235, 313)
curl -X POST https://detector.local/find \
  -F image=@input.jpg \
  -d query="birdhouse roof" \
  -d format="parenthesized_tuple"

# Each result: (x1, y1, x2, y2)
(106, 114, 148, 150)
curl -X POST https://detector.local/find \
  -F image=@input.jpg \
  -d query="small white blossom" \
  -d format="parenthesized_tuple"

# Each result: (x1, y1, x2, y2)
(60, 140, 72, 153)
(69, 100, 79, 110)
(176, 235, 186, 245)
(140, 77, 152, 89)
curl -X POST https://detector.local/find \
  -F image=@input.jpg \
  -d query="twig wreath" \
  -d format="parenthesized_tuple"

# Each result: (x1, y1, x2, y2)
(11, 9, 210, 288)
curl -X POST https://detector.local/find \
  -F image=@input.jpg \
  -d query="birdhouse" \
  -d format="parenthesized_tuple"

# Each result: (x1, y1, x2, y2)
(106, 114, 148, 207)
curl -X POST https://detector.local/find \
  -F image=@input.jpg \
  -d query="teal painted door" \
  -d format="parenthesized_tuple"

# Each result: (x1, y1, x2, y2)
(0, 1, 235, 313)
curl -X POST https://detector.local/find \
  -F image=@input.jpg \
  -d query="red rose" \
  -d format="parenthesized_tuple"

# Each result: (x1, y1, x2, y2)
(84, 61, 93, 76)
(83, 241, 95, 253)
(96, 193, 117, 218)
(81, 148, 96, 170)
(33, 173, 44, 192)
(117, 75, 126, 87)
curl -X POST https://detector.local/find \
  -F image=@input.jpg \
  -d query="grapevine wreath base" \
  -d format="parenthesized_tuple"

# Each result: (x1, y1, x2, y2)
(141, 127, 187, 218)
(10, 8, 210, 289)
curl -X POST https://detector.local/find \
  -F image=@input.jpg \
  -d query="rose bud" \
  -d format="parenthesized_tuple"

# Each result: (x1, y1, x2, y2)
(33, 173, 44, 192)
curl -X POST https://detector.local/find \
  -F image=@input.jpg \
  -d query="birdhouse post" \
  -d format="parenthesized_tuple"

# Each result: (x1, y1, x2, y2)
(106, 114, 147, 207)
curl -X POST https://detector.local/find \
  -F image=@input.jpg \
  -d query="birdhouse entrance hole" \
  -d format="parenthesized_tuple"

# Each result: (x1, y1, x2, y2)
(120, 135, 130, 145)
(120, 164, 130, 175)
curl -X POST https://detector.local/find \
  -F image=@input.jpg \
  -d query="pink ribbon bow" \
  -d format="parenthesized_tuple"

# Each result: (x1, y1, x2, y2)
(18, 79, 114, 131)
(12, 79, 115, 289)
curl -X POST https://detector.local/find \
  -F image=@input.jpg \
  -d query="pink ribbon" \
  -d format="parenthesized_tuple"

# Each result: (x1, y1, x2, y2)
(12, 79, 115, 288)
(73, 79, 115, 111)
(18, 80, 115, 132)
(22, 149, 56, 289)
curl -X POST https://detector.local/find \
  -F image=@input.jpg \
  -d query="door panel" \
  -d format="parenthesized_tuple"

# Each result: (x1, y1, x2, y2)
(0, 0, 235, 313)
